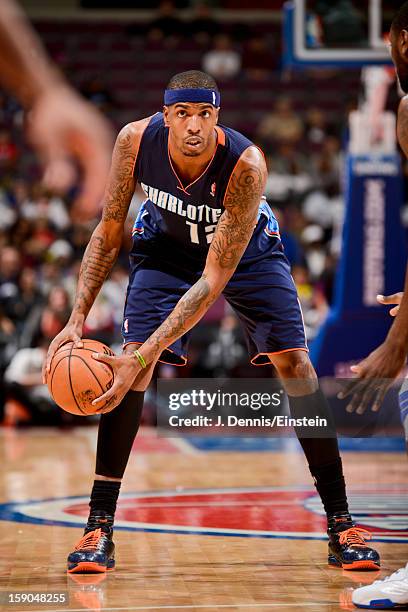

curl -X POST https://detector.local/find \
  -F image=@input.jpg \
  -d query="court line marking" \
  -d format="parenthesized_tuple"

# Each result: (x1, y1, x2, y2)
(13, 604, 329, 612)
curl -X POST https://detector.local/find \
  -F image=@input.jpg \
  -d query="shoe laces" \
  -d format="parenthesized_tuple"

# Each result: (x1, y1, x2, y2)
(339, 527, 372, 548)
(74, 528, 103, 551)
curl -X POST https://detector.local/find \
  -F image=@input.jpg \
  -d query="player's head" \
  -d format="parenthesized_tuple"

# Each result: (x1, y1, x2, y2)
(163, 70, 220, 157)
(390, 1, 408, 92)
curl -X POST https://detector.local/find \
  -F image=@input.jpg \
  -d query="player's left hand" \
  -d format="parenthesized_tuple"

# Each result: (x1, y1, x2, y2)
(91, 352, 141, 410)
(337, 340, 406, 414)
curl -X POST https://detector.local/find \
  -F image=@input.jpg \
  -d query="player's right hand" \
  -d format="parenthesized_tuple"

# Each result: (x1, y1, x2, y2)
(377, 292, 403, 316)
(43, 322, 84, 384)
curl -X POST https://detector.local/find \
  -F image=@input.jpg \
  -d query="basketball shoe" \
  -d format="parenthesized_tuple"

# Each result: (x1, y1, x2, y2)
(67, 513, 115, 574)
(352, 564, 408, 609)
(328, 514, 380, 570)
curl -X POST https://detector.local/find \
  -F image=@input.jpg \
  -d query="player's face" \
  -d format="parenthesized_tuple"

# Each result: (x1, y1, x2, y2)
(390, 27, 408, 93)
(164, 103, 219, 157)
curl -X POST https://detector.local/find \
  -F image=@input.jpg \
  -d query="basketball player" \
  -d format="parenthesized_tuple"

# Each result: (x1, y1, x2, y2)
(347, 2, 408, 608)
(0, 0, 113, 219)
(45, 70, 379, 574)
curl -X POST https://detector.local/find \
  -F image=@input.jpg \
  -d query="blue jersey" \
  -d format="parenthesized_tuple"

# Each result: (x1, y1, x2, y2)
(131, 112, 281, 272)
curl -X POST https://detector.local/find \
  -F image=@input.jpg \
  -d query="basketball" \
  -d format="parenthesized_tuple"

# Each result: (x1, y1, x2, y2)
(47, 339, 115, 416)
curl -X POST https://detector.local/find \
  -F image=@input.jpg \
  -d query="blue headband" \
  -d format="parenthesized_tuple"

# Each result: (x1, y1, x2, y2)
(164, 88, 220, 107)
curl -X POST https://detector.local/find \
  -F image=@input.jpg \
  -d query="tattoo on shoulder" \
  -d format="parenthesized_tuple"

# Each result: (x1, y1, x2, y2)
(210, 162, 265, 269)
(102, 127, 137, 223)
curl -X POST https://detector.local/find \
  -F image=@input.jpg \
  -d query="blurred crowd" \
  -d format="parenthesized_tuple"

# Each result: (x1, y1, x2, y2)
(0, 2, 396, 425)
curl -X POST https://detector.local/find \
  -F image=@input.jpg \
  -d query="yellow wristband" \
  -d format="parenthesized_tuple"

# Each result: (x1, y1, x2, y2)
(133, 349, 147, 369)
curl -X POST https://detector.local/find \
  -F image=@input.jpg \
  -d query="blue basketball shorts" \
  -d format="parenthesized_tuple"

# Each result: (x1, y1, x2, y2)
(122, 252, 308, 366)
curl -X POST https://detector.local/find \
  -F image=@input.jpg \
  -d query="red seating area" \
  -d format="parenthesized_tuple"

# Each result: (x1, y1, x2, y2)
(34, 19, 361, 137)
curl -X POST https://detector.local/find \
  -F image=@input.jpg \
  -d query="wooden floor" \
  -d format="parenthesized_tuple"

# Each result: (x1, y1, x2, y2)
(0, 426, 407, 612)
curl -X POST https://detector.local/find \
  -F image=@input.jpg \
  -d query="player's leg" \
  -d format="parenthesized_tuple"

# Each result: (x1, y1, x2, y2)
(67, 261, 192, 573)
(352, 378, 408, 607)
(67, 352, 157, 574)
(224, 252, 379, 570)
(270, 349, 380, 570)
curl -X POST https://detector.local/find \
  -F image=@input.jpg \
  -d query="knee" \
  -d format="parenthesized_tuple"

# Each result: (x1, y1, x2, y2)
(273, 351, 316, 379)
(271, 351, 317, 395)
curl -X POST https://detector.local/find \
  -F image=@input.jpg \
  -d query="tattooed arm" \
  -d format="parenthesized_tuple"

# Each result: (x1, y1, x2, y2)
(43, 119, 147, 378)
(140, 145, 267, 364)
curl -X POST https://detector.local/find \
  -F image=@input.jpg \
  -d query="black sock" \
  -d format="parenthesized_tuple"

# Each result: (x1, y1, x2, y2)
(86, 479, 121, 533)
(95, 390, 144, 478)
(288, 388, 349, 518)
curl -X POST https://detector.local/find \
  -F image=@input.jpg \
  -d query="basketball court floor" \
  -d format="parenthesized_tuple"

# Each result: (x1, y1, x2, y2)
(0, 426, 406, 612)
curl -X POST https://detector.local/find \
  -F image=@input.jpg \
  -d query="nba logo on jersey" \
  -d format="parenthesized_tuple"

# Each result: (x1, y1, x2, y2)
(124, 319, 129, 334)
(210, 182, 216, 197)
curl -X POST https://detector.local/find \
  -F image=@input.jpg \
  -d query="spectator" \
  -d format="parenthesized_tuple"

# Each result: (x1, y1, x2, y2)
(304, 107, 330, 149)
(265, 143, 313, 203)
(39, 285, 71, 342)
(242, 36, 275, 81)
(4, 335, 62, 426)
(256, 97, 304, 153)
(292, 264, 328, 340)
(147, 1, 183, 44)
(0, 245, 20, 305)
(189, 2, 220, 46)
(0, 127, 18, 171)
(10, 267, 44, 335)
(20, 189, 70, 232)
(83, 293, 115, 347)
(81, 76, 116, 117)
(0, 185, 17, 230)
(202, 34, 241, 80)
(203, 314, 245, 376)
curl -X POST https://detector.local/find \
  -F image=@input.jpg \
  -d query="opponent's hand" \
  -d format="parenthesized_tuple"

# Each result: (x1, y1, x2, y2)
(28, 85, 114, 221)
(43, 322, 83, 384)
(91, 352, 141, 411)
(377, 292, 404, 317)
(337, 340, 406, 415)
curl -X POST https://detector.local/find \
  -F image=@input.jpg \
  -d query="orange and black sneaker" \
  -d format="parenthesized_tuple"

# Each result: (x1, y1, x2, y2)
(67, 519, 115, 574)
(328, 514, 380, 571)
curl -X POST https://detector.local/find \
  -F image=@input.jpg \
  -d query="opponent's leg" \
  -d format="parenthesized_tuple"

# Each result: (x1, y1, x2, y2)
(352, 379, 408, 606)
(270, 349, 380, 571)
(67, 346, 157, 574)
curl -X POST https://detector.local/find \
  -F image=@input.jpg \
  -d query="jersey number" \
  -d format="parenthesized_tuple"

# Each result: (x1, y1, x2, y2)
(186, 222, 217, 245)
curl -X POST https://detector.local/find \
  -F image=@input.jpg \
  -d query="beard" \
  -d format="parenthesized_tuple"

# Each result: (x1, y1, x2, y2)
(396, 63, 408, 93)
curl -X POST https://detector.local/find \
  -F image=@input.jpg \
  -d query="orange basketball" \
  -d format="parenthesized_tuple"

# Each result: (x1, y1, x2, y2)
(47, 339, 115, 415)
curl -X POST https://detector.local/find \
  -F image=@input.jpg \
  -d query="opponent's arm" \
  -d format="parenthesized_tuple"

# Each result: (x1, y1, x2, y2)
(0, 0, 62, 106)
(0, 1, 114, 219)
(43, 122, 140, 378)
(375, 96, 408, 352)
(338, 97, 408, 413)
(140, 146, 267, 364)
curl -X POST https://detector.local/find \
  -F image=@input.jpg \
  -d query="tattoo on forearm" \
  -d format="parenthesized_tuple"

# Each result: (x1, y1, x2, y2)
(102, 128, 136, 223)
(210, 164, 264, 269)
(74, 234, 117, 315)
(145, 276, 214, 354)
(73, 125, 137, 317)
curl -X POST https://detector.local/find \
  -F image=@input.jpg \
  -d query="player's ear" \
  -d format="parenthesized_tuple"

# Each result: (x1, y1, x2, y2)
(163, 106, 170, 127)
(400, 29, 408, 58)
(215, 107, 220, 124)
